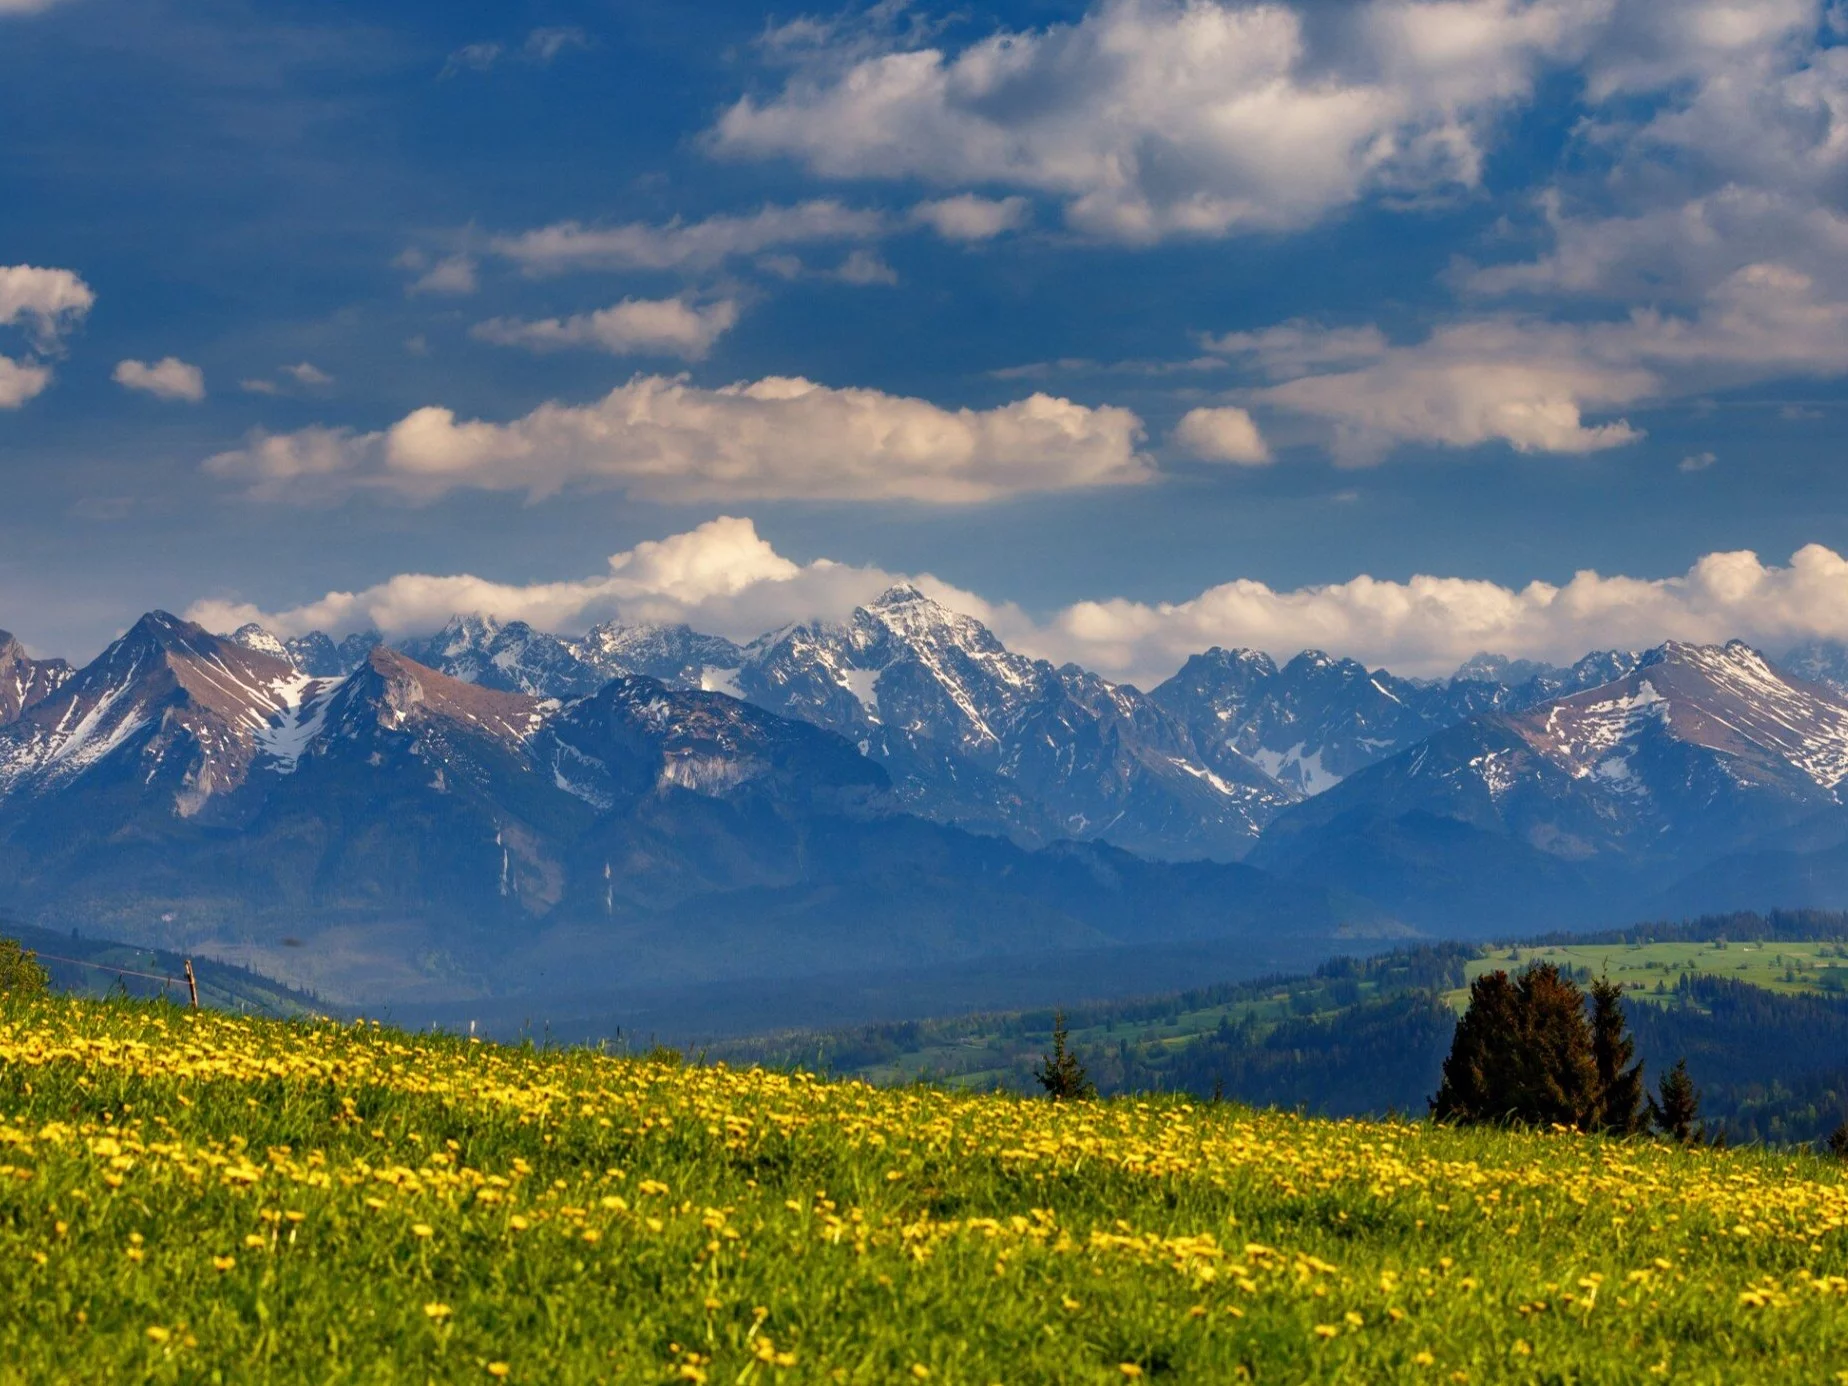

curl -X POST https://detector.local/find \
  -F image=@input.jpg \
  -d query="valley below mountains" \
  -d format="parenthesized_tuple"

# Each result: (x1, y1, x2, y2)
(10, 593, 1848, 1035)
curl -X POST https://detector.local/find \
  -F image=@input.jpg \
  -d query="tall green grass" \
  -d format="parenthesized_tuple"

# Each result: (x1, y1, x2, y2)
(1, 993, 1846, 1382)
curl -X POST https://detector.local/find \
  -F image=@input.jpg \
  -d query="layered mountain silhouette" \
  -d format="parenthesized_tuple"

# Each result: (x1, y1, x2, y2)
(1252, 640, 1848, 929)
(0, 613, 1355, 1017)
(18, 596, 1848, 1024)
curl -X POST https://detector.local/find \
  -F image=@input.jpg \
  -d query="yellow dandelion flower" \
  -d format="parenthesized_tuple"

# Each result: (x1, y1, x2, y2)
(145, 1326, 170, 1343)
(486, 1364, 510, 1378)
(423, 1302, 452, 1319)
(411, 1224, 434, 1239)
(212, 1255, 236, 1272)
(1314, 1324, 1340, 1339)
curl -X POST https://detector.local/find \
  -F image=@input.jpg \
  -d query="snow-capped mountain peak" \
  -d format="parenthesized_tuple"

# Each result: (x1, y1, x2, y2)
(1523, 638, 1848, 794)
(229, 622, 290, 662)
(0, 612, 321, 814)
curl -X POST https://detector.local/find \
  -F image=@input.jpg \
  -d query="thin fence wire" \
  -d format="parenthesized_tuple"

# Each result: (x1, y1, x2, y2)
(28, 952, 185, 987)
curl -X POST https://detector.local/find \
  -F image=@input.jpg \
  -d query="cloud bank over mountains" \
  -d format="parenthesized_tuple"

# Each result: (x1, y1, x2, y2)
(188, 518, 1848, 686)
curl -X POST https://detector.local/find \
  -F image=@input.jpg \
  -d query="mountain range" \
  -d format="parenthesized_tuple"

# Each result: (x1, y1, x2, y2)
(11, 595, 1848, 1032)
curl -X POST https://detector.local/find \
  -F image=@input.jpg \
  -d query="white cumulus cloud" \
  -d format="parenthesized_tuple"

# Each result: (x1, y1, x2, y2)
(1213, 261, 1848, 462)
(910, 195, 1031, 241)
(831, 249, 897, 285)
(471, 297, 740, 360)
(492, 201, 888, 274)
(203, 375, 1151, 505)
(0, 263, 93, 348)
(1034, 544, 1848, 684)
(713, 0, 1604, 241)
(405, 254, 479, 297)
(1173, 406, 1270, 464)
(0, 355, 51, 409)
(113, 357, 206, 403)
(184, 516, 1001, 645)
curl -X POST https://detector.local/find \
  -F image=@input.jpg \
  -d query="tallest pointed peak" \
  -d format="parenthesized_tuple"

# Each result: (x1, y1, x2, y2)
(119, 610, 206, 651)
(871, 582, 932, 609)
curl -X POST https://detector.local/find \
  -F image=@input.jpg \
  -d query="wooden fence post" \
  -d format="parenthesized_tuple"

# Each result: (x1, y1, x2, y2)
(183, 959, 199, 1010)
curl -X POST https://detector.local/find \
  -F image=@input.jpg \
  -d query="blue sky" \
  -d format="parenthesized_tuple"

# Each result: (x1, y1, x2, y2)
(6, 0, 1848, 681)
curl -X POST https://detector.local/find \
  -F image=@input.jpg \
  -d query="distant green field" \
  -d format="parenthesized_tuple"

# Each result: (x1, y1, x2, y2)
(845, 939, 1848, 1092)
(716, 922, 1848, 1139)
(1457, 941, 1848, 1010)
(851, 983, 1379, 1091)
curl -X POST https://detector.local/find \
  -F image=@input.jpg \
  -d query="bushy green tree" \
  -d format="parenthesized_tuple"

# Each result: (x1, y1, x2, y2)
(1034, 1012, 1095, 1101)
(0, 936, 50, 998)
(1432, 964, 1605, 1129)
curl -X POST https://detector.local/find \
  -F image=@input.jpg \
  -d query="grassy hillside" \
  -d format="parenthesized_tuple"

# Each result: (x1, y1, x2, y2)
(4, 995, 1848, 1381)
(716, 913, 1848, 1144)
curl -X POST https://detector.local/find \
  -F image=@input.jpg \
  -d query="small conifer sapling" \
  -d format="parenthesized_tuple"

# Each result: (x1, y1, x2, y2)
(1651, 1058, 1702, 1144)
(1035, 1011, 1096, 1101)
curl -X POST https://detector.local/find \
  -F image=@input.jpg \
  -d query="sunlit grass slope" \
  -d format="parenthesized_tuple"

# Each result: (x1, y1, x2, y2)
(4, 997, 1848, 1383)
(1460, 940, 1848, 1005)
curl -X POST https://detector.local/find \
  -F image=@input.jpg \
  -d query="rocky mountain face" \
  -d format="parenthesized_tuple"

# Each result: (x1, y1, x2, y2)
(575, 621, 746, 688)
(728, 586, 1295, 859)
(1251, 640, 1848, 932)
(0, 630, 71, 726)
(230, 624, 378, 678)
(325, 614, 747, 699)
(1778, 639, 1848, 697)
(0, 613, 1350, 1017)
(0, 612, 319, 816)
(1150, 647, 1640, 796)
(397, 616, 598, 697)
(244, 591, 1299, 860)
(216, 597, 1671, 863)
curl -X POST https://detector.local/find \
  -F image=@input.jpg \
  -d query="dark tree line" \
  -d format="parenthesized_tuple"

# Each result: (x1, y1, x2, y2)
(1433, 965, 1702, 1140)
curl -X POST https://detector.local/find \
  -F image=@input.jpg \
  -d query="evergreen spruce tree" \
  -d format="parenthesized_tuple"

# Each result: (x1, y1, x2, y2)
(1650, 1059, 1702, 1144)
(1589, 975, 1646, 1134)
(1034, 1011, 1096, 1101)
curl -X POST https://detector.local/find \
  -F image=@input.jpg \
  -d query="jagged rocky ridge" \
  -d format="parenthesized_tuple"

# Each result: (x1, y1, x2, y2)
(0, 614, 1356, 1013)
(1250, 639, 1848, 931)
(26, 602, 1848, 965)
(0, 629, 72, 727)
(221, 597, 1848, 872)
